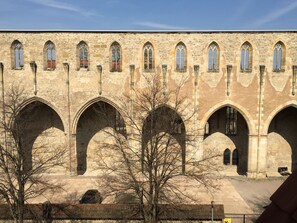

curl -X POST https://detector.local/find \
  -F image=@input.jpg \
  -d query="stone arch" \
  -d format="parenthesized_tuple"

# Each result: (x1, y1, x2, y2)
(15, 98, 66, 174)
(266, 104, 297, 174)
(202, 103, 250, 175)
(142, 105, 186, 173)
(75, 98, 126, 175)
(263, 101, 297, 134)
(200, 101, 254, 134)
(72, 97, 126, 134)
(16, 96, 66, 131)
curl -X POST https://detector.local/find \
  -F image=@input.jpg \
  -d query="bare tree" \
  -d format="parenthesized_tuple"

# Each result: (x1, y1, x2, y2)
(0, 86, 67, 223)
(95, 74, 221, 223)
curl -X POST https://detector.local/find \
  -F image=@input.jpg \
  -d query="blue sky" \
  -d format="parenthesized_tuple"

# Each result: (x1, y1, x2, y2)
(0, 0, 297, 30)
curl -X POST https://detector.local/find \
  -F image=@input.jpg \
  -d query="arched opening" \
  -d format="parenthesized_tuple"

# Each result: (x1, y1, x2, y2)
(142, 106, 186, 173)
(223, 149, 231, 165)
(232, 149, 239, 165)
(203, 106, 249, 175)
(16, 101, 65, 174)
(267, 107, 297, 174)
(76, 101, 126, 175)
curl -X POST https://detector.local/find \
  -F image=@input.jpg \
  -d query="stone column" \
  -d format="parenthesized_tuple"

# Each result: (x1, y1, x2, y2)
(257, 134, 268, 177)
(247, 134, 258, 178)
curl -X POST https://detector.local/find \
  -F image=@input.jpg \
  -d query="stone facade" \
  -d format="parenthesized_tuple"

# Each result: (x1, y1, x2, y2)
(0, 30, 297, 197)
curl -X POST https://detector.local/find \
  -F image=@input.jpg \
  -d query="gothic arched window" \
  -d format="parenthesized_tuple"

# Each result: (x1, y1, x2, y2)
(223, 149, 231, 165)
(110, 42, 122, 72)
(12, 40, 23, 69)
(143, 43, 154, 71)
(273, 42, 285, 72)
(175, 43, 186, 72)
(44, 41, 56, 70)
(232, 149, 239, 165)
(240, 42, 252, 72)
(208, 42, 219, 71)
(78, 41, 89, 69)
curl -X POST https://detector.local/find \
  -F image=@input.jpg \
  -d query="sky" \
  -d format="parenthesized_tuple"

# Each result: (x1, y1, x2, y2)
(0, 0, 297, 30)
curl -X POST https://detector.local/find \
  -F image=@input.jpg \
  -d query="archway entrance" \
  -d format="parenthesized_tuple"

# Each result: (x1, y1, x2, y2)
(267, 107, 297, 174)
(76, 101, 126, 175)
(203, 106, 249, 175)
(16, 101, 65, 174)
(142, 106, 186, 173)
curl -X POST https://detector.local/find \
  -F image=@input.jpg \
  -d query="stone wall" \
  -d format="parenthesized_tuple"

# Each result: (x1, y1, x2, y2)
(0, 30, 296, 181)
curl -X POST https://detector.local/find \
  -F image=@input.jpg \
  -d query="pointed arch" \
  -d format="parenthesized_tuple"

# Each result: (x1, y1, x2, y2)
(143, 41, 154, 71)
(142, 105, 186, 173)
(232, 149, 239, 165)
(200, 101, 254, 135)
(175, 42, 187, 72)
(223, 149, 231, 165)
(77, 41, 89, 69)
(208, 41, 219, 72)
(240, 41, 252, 72)
(16, 96, 66, 130)
(72, 97, 126, 134)
(75, 98, 126, 175)
(110, 41, 122, 72)
(44, 40, 56, 70)
(15, 98, 65, 172)
(11, 40, 23, 69)
(264, 101, 297, 134)
(273, 41, 286, 72)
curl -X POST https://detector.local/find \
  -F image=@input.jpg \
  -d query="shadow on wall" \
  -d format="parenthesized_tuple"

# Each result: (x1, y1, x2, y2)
(267, 107, 297, 174)
(17, 101, 65, 172)
(203, 106, 249, 175)
(76, 101, 126, 175)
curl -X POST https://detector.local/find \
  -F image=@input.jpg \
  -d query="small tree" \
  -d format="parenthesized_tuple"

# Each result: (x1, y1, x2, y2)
(96, 74, 220, 223)
(0, 86, 66, 223)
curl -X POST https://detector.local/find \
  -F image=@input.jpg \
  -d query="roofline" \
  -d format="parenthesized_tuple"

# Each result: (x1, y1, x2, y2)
(0, 29, 297, 34)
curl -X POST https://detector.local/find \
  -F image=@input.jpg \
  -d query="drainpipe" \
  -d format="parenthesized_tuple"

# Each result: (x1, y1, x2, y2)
(30, 61, 37, 95)
(227, 65, 232, 96)
(292, 66, 297, 96)
(63, 61, 71, 174)
(256, 65, 265, 177)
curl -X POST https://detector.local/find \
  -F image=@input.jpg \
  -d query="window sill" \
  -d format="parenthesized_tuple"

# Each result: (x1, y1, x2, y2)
(208, 69, 219, 73)
(273, 69, 285, 73)
(46, 68, 56, 71)
(175, 69, 187, 73)
(79, 68, 89, 71)
(240, 69, 252, 73)
(110, 70, 122, 72)
(13, 67, 24, 70)
(143, 69, 155, 73)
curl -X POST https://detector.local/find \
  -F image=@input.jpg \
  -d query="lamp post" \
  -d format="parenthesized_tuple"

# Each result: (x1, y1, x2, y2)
(211, 200, 215, 223)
